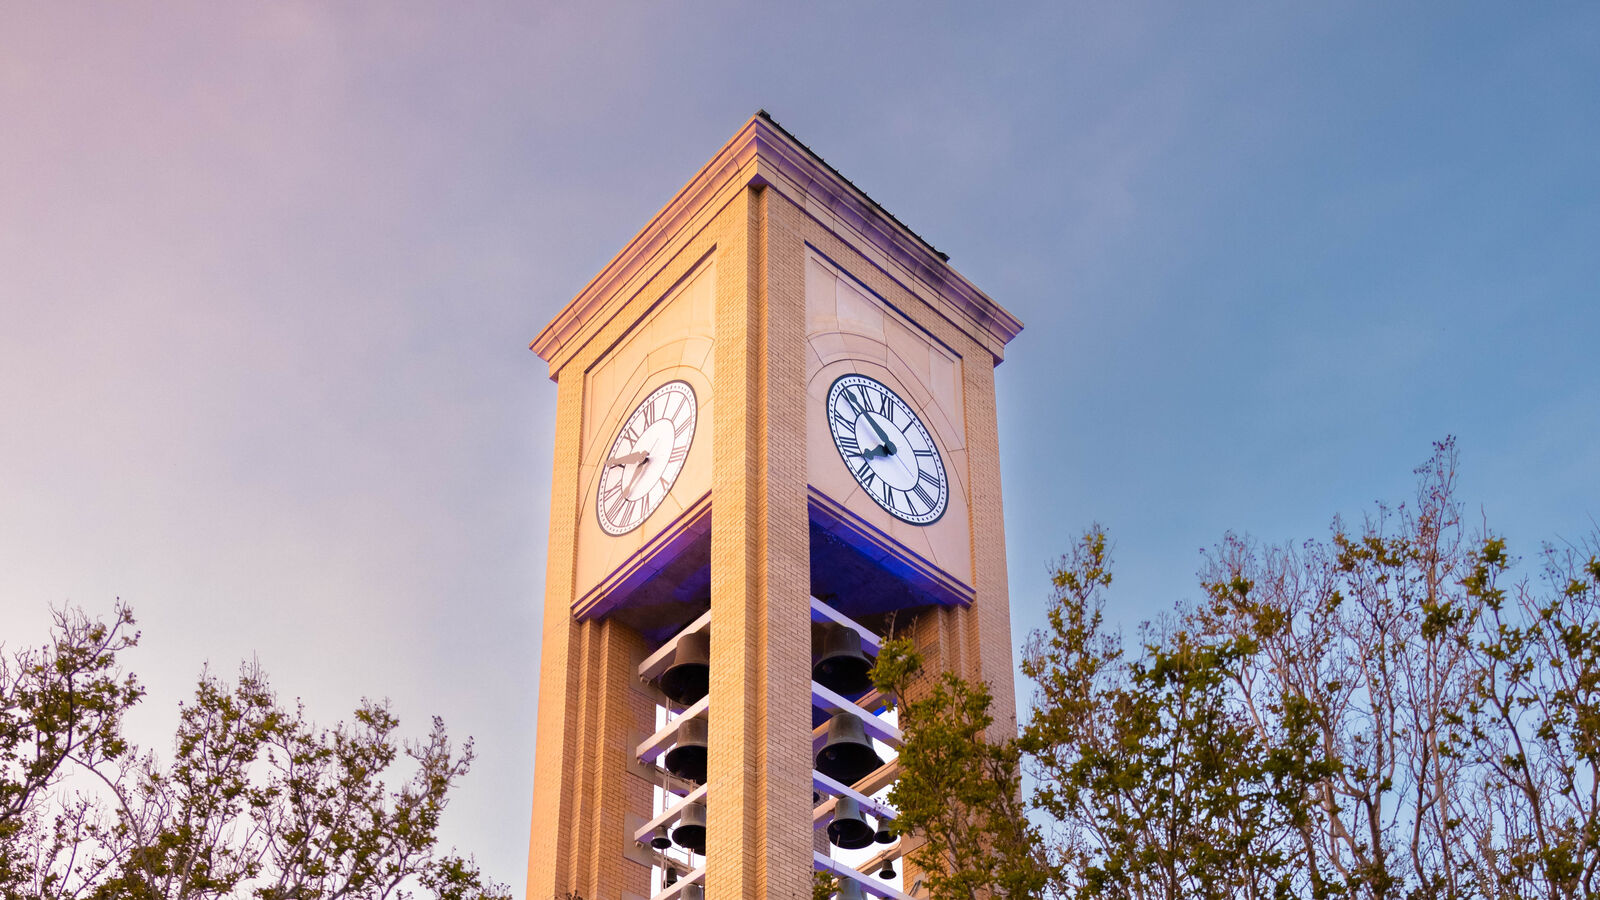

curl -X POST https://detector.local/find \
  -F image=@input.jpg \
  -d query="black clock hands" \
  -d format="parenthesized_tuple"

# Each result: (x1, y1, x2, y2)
(841, 390, 896, 456)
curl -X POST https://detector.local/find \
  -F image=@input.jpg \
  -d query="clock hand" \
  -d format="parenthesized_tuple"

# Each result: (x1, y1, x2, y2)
(606, 450, 650, 468)
(842, 391, 896, 456)
(623, 458, 654, 497)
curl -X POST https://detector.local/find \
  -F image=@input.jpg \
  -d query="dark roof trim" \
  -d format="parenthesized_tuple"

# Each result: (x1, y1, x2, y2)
(755, 109, 950, 263)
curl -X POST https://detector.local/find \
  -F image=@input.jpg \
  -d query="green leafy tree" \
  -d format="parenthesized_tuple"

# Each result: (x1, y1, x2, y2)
(876, 440, 1600, 900)
(1021, 527, 1314, 900)
(872, 637, 1053, 900)
(0, 605, 509, 900)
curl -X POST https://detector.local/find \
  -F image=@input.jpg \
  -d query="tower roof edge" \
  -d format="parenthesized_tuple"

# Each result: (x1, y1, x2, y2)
(532, 112, 1023, 374)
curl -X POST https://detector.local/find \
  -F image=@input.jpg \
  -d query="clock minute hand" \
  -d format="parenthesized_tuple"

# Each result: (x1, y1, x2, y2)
(842, 391, 897, 456)
(606, 450, 649, 468)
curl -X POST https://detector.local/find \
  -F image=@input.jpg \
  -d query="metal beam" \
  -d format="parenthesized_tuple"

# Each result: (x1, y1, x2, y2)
(813, 852, 913, 900)
(637, 610, 713, 683)
(810, 596, 882, 654)
(635, 695, 709, 764)
(632, 783, 709, 844)
(813, 681, 903, 746)
(650, 865, 705, 899)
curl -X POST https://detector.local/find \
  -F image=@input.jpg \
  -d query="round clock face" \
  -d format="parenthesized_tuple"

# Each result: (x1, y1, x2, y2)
(596, 380, 697, 536)
(826, 374, 948, 525)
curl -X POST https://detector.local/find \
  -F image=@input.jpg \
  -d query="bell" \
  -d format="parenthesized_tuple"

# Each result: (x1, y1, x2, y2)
(813, 790, 823, 805)
(663, 717, 708, 784)
(877, 859, 896, 879)
(663, 867, 679, 886)
(650, 824, 672, 849)
(875, 820, 895, 844)
(836, 880, 865, 900)
(813, 625, 875, 695)
(660, 630, 710, 705)
(815, 714, 884, 786)
(827, 796, 875, 850)
(681, 885, 704, 900)
(672, 801, 707, 854)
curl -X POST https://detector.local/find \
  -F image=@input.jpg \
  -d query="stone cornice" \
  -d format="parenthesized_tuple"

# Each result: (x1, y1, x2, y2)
(531, 112, 1023, 377)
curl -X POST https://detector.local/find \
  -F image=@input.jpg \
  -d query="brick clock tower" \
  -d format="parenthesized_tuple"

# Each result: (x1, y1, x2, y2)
(527, 113, 1022, 900)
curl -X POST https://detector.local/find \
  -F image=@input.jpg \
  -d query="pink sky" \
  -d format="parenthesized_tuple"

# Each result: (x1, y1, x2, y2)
(4, 4, 1596, 894)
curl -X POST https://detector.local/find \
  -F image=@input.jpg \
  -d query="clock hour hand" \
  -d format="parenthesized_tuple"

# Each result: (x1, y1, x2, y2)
(605, 450, 650, 468)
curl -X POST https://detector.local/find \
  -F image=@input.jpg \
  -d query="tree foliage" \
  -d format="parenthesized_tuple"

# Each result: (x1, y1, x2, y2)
(877, 439, 1600, 900)
(872, 637, 1051, 900)
(0, 605, 508, 900)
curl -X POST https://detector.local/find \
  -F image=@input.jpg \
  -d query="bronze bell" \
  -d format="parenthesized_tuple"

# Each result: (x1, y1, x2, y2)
(877, 859, 896, 879)
(827, 796, 875, 850)
(813, 625, 874, 695)
(681, 885, 704, 900)
(836, 880, 865, 900)
(672, 800, 707, 854)
(663, 867, 679, 886)
(875, 819, 895, 843)
(663, 717, 708, 784)
(660, 630, 710, 705)
(649, 824, 672, 849)
(815, 714, 885, 786)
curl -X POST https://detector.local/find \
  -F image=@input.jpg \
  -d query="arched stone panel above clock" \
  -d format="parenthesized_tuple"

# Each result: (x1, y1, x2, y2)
(803, 249, 975, 598)
(571, 259, 717, 618)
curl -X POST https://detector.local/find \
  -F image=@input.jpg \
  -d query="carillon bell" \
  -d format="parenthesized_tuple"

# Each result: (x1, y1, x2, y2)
(649, 824, 671, 849)
(663, 717, 708, 784)
(815, 714, 885, 786)
(836, 880, 865, 900)
(826, 796, 875, 850)
(663, 867, 679, 886)
(813, 624, 875, 695)
(672, 801, 707, 854)
(875, 820, 895, 844)
(660, 630, 710, 705)
(681, 885, 704, 900)
(877, 859, 896, 879)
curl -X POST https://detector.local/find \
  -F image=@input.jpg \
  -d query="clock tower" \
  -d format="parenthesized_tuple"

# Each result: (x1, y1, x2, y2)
(527, 113, 1022, 900)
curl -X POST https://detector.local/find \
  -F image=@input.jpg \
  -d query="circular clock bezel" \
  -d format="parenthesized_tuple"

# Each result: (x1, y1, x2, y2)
(596, 379, 698, 537)
(825, 373, 949, 526)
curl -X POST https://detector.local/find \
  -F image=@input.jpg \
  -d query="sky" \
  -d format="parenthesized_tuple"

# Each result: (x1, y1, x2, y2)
(2, 2, 1596, 894)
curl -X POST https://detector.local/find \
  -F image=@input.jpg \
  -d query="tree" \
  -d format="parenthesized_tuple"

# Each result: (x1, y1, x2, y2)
(1021, 527, 1316, 900)
(0, 604, 509, 900)
(871, 637, 1053, 900)
(876, 439, 1600, 900)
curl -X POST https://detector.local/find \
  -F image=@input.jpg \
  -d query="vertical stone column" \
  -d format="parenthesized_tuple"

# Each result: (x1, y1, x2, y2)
(528, 380, 656, 900)
(527, 373, 584, 900)
(960, 358, 1018, 742)
(705, 182, 813, 900)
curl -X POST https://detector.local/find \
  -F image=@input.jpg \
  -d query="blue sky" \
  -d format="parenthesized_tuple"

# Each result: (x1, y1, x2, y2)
(2, 3, 1596, 893)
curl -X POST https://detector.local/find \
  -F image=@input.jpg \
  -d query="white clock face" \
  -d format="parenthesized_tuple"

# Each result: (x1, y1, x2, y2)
(596, 380, 697, 536)
(826, 374, 948, 525)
